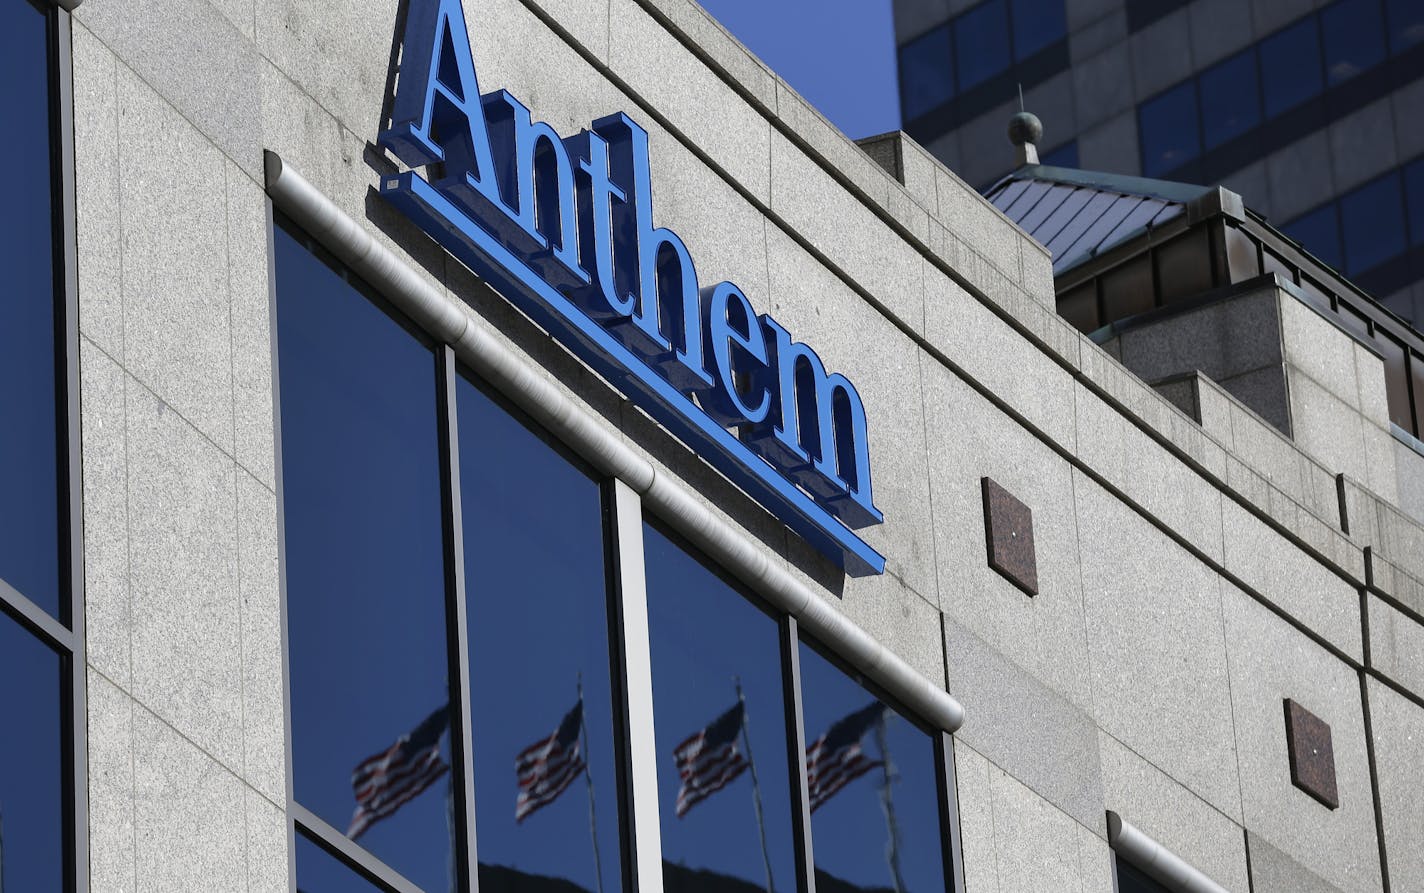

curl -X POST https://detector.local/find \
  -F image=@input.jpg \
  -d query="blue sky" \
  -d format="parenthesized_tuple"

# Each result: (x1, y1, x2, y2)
(699, 0, 901, 139)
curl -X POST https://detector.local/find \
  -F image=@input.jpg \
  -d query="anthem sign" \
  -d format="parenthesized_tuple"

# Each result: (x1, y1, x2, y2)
(380, 0, 886, 575)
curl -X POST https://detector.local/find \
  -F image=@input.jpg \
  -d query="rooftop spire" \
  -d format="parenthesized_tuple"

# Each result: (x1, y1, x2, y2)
(1007, 88, 1042, 167)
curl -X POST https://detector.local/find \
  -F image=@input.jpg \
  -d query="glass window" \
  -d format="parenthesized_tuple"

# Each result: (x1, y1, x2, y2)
(954, 0, 1011, 91)
(458, 376, 623, 893)
(645, 524, 797, 893)
(1039, 140, 1078, 168)
(295, 833, 391, 893)
(1386, 0, 1424, 52)
(1404, 158, 1424, 247)
(1340, 172, 1407, 274)
(1200, 50, 1260, 149)
(1011, 0, 1068, 60)
(0, 0, 60, 621)
(1139, 81, 1200, 177)
(899, 25, 955, 121)
(799, 638, 947, 893)
(0, 610, 64, 892)
(274, 222, 456, 891)
(1283, 204, 1343, 271)
(1259, 17, 1324, 118)
(1322, 0, 1387, 86)
(1116, 856, 1170, 892)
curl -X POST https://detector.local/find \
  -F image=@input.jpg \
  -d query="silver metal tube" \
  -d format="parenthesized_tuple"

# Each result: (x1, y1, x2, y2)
(1107, 811, 1230, 893)
(263, 152, 966, 734)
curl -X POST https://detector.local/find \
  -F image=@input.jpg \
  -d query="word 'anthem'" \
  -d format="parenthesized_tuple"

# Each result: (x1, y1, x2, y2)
(379, 0, 885, 575)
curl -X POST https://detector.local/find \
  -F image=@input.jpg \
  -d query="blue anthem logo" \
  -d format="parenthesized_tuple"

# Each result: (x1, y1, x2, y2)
(379, 0, 885, 575)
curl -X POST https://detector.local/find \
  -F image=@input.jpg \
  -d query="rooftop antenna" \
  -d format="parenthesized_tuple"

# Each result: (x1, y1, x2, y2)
(1007, 86, 1042, 168)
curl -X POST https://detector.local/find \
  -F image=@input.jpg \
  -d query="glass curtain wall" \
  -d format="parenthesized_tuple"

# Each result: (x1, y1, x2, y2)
(0, 3, 80, 891)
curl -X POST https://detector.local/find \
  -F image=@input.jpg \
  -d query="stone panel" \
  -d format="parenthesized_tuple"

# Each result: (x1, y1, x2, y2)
(943, 616, 1105, 835)
(238, 471, 285, 804)
(87, 669, 135, 893)
(1265, 133, 1336, 222)
(1246, 831, 1348, 893)
(117, 67, 236, 455)
(988, 763, 1100, 893)
(609, 0, 771, 202)
(1076, 111, 1140, 176)
(1072, 44, 1134, 131)
(1280, 297, 1362, 411)
(923, 361, 1092, 712)
(72, 23, 124, 362)
(1097, 730, 1250, 892)
(1075, 475, 1242, 821)
(1287, 370, 1370, 497)
(1328, 98, 1398, 194)
(132, 707, 248, 893)
(953, 741, 1001, 893)
(1130, 9, 1194, 99)
(1188, 0, 1256, 68)
(1366, 594, 1424, 698)
(126, 381, 243, 774)
(246, 787, 290, 893)
(1222, 585, 1381, 893)
(1367, 678, 1424, 893)
(76, 0, 261, 178)
(1220, 498, 1362, 660)
(227, 159, 277, 490)
(81, 340, 132, 688)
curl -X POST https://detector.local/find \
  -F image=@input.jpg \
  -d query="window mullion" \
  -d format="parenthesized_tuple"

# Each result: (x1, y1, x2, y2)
(607, 478, 663, 893)
(782, 616, 816, 893)
(438, 345, 480, 893)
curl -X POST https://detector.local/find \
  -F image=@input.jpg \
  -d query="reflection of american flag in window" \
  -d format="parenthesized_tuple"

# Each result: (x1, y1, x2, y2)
(515, 700, 587, 822)
(673, 701, 749, 817)
(806, 701, 886, 812)
(347, 704, 450, 840)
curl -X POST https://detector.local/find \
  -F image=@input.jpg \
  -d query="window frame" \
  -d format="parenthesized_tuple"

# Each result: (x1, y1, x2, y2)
(0, 3, 88, 892)
(268, 212, 969, 893)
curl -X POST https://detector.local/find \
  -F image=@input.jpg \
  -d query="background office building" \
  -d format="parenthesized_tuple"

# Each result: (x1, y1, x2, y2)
(5, 0, 1424, 892)
(892, 0, 1424, 326)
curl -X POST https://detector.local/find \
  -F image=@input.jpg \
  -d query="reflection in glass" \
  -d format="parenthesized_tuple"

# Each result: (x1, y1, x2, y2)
(800, 639, 946, 893)
(296, 832, 390, 893)
(899, 25, 954, 121)
(457, 376, 622, 893)
(1340, 173, 1406, 274)
(1259, 18, 1323, 118)
(1115, 856, 1170, 892)
(1139, 82, 1200, 177)
(954, 0, 1010, 92)
(0, 610, 64, 892)
(1282, 205, 1343, 271)
(1404, 159, 1424, 247)
(1010, 0, 1067, 61)
(0, 0, 61, 621)
(1387, 0, 1424, 52)
(1199, 51, 1259, 149)
(274, 223, 455, 891)
(645, 524, 796, 893)
(1322, 0, 1387, 85)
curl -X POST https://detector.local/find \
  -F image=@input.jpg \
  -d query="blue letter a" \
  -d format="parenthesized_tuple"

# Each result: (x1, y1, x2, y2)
(381, 0, 503, 209)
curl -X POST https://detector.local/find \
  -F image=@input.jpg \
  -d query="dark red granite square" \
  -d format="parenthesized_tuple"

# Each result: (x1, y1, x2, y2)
(981, 477, 1038, 597)
(1284, 699, 1339, 810)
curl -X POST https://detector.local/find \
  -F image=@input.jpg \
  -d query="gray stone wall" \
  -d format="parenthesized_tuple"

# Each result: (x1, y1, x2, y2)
(67, 1, 1424, 892)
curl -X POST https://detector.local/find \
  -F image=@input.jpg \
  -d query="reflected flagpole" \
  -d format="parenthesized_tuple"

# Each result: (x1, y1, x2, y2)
(1, 800, 6, 893)
(874, 716, 906, 893)
(577, 675, 606, 893)
(735, 679, 775, 893)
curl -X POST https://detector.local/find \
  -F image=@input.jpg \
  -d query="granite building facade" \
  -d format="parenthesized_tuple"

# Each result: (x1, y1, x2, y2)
(4, 0, 1424, 891)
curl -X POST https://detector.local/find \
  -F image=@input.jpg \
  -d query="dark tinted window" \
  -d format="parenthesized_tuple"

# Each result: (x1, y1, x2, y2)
(1376, 332, 1414, 429)
(295, 833, 391, 893)
(275, 223, 456, 890)
(1116, 855, 1170, 892)
(645, 524, 797, 893)
(1259, 17, 1324, 118)
(1385, 0, 1424, 52)
(0, 0, 60, 621)
(1404, 158, 1424, 246)
(1139, 81, 1200, 177)
(799, 639, 947, 893)
(954, 0, 1011, 91)
(1011, 0, 1067, 60)
(459, 376, 623, 893)
(1283, 204, 1344, 271)
(0, 610, 64, 891)
(1340, 172, 1407, 274)
(1322, 0, 1387, 85)
(1039, 140, 1078, 167)
(1200, 50, 1260, 149)
(899, 25, 955, 120)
